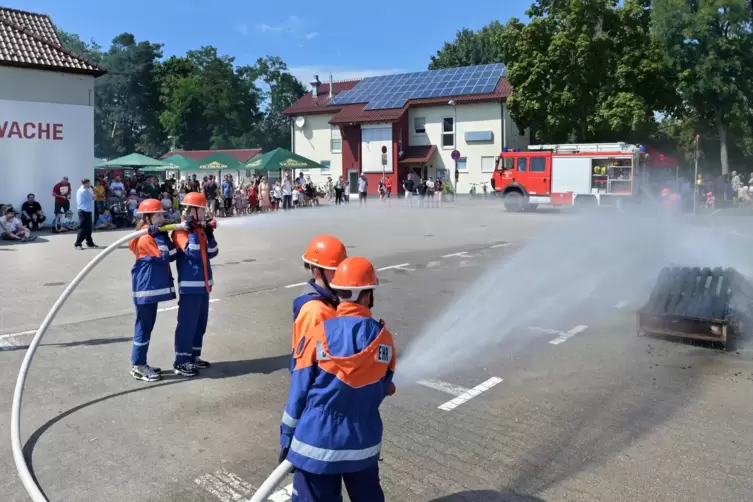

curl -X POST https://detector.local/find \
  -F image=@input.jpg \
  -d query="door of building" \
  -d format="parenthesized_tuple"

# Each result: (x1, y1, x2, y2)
(347, 169, 359, 196)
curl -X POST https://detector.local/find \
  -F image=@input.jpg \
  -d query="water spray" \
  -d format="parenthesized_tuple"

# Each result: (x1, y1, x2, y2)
(10, 222, 192, 502)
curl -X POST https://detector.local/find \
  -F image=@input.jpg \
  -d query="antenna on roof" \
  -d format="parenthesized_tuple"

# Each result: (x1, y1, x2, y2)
(329, 73, 333, 99)
(310, 75, 321, 98)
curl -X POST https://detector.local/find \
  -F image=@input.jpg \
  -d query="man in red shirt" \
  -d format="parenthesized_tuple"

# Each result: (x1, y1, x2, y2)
(52, 176, 72, 228)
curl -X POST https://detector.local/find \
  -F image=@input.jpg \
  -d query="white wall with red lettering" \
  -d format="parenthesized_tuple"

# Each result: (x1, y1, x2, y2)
(0, 98, 94, 218)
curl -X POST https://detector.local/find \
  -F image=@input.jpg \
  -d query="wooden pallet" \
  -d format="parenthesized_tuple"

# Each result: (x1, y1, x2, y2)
(637, 266, 753, 350)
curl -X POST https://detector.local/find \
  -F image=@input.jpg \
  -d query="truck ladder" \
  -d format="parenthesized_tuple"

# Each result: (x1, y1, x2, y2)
(528, 143, 637, 153)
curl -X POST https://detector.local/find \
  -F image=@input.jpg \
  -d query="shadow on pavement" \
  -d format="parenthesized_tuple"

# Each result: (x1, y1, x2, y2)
(6, 336, 133, 351)
(429, 490, 545, 501)
(21, 353, 290, 497)
(200, 354, 291, 378)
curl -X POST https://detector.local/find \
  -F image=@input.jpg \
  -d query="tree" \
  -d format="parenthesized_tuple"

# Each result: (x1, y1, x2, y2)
(498, 0, 678, 142)
(652, 0, 753, 174)
(242, 56, 306, 151)
(94, 33, 165, 158)
(57, 30, 102, 64)
(429, 22, 505, 69)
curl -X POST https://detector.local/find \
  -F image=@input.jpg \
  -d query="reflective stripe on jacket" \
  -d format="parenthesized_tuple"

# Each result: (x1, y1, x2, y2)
(281, 302, 396, 475)
(290, 280, 338, 373)
(129, 229, 177, 305)
(172, 226, 218, 295)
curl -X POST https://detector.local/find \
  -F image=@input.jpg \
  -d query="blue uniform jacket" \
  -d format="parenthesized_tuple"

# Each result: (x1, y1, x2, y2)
(171, 226, 218, 295)
(281, 302, 397, 475)
(129, 230, 177, 305)
(290, 280, 339, 372)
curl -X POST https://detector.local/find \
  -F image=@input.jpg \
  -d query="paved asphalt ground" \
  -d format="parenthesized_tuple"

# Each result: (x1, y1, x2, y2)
(2, 200, 753, 502)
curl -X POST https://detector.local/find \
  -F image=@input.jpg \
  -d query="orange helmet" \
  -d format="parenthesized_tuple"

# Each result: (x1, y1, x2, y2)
(330, 256, 379, 292)
(182, 192, 207, 208)
(661, 188, 671, 196)
(137, 199, 164, 214)
(302, 235, 347, 270)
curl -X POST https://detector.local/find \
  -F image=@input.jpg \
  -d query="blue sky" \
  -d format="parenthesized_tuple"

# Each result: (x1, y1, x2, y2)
(8, 0, 530, 84)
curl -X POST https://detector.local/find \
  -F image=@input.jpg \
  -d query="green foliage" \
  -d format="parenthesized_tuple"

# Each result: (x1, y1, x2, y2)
(56, 29, 305, 159)
(429, 22, 505, 69)
(499, 0, 677, 143)
(652, 0, 753, 174)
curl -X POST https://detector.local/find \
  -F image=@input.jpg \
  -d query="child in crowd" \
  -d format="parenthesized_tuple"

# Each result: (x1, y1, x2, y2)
(161, 192, 172, 211)
(96, 208, 116, 230)
(126, 190, 140, 226)
(58, 210, 78, 232)
(292, 186, 300, 207)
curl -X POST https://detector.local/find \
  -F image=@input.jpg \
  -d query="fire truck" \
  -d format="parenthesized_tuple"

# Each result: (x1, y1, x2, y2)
(493, 142, 645, 212)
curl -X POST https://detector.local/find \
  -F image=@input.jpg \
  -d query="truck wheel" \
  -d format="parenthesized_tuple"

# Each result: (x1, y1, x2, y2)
(504, 191, 525, 212)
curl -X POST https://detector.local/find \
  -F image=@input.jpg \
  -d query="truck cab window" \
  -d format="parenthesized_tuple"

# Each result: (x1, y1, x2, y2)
(530, 157, 546, 172)
(517, 158, 528, 172)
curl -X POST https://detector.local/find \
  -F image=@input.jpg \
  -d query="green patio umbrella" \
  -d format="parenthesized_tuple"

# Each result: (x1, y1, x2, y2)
(245, 148, 328, 171)
(195, 151, 246, 170)
(155, 154, 201, 171)
(97, 153, 171, 169)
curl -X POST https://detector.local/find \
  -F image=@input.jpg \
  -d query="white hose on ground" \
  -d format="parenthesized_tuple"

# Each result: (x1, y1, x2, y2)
(11, 223, 185, 502)
(249, 460, 295, 502)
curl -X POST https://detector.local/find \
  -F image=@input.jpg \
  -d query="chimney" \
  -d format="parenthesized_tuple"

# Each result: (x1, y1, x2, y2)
(329, 73, 334, 99)
(310, 75, 321, 98)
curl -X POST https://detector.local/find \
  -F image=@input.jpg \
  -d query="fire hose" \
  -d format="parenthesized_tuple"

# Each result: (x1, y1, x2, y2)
(11, 222, 189, 502)
(248, 460, 294, 502)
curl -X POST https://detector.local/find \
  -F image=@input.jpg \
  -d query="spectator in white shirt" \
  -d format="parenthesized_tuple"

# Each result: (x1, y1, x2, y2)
(109, 176, 125, 198)
(0, 207, 32, 241)
(282, 172, 293, 210)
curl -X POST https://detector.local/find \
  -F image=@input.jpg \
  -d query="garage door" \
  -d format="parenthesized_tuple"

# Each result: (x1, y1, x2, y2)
(361, 125, 392, 173)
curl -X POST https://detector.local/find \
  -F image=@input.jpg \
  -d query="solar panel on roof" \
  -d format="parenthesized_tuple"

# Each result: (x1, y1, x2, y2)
(328, 63, 506, 110)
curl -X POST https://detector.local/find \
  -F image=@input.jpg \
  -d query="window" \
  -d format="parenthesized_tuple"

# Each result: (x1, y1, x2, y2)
(320, 160, 331, 175)
(331, 126, 342, 153)
(442, 117, 454, 148)
(456, 157, 468, 172)
(398, 128, 403, 153)
(414, 117, 426, 135)
(481, 156, 496, 173)
(530, 157, 546, 172)
(517, 157, 527, 172)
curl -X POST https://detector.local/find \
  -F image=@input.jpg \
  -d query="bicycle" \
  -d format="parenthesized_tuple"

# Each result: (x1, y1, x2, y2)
(469, 183, 478, 199)
(480, 182, 489, 198)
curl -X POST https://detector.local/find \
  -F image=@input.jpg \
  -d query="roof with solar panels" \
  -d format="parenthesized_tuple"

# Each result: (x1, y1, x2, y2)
(282, 63, 511, 125)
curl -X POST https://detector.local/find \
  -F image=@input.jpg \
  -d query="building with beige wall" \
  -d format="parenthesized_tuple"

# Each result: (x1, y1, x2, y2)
(283, 64, 529, 194)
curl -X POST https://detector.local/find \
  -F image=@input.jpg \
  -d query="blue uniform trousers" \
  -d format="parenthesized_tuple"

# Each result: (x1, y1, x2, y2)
(174, 293, 209, 364)
(292, 464, 384, 502)
(132, 303, 159, 366)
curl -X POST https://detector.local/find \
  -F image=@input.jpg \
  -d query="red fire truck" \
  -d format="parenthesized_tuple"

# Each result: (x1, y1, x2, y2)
(493, 142, 644, 212)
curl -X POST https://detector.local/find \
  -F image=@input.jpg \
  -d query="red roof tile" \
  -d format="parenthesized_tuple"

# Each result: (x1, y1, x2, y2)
(162, 149, 262, 163)
(0, 7, 59, 45)
(399, 145, 437, 165)
(282, 80, 360, 116)
(329, 103, 407, 125)
(0, 8, 105, 76)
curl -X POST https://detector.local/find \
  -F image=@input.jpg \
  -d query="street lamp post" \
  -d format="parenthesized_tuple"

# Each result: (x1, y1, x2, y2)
(448, 100, 457, 197)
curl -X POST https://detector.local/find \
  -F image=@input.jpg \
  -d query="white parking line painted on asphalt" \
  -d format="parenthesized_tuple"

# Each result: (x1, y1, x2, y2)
(490, 243, 511, 248)
(157, 305, 179, 312)
(527, 326, 563, 335)
(266, 483, 294, 502)
(194, 469, 254, 501)
(427, 260, 441, 268)
(549, 325, 588, 345)
(417, 379, 469, 396)
(0, 336, 21, 350)
(614, 300, 628, 309)
(437, 377, 503, 411)
(0, 329, 35, 339)
(441, 251, 471, 258)
(284, 282, 307, 289)
(376, 263, 410, 271)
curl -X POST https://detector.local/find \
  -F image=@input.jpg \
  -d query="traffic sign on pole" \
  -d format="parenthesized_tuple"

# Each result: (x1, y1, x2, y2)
(451, 149, 461, 161)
